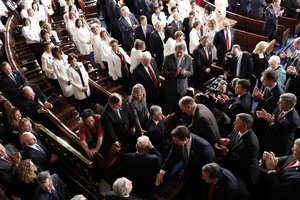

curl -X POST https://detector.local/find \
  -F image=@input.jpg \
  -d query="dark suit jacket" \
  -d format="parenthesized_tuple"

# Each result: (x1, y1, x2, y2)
(222, 129, 260, 188)
(34, 174, 70, 200)
(285, 68, 300, 113)
(225, 52, 254, 80)
(286, 0, 299, 18)
(267, 156, 300, 200)
(122, 148, 161, 198)
(189, 104, 220, 146)
(0, 144, 18, 185)
(213, 29, 235, 65)
(132, 60, 160, 104)
(0, 70, 27, 99)
(162, 53, 193, 97)
(250, 0, 267, 19)
(149, 30, 164, 70)
(134, 24, 154, 51)
(169, 20, 183, 31)
(23, 143, 50, 171)
(144, 119, 165, 155)
(202, 168, 249, 200)
(162, 134, 215, 187)
(182, 17, 193, 46)
(101, 102, 136, 145)
(265, 108, 300, 156)
(263, 5, 280, 34)
(118, 14, 139, 51)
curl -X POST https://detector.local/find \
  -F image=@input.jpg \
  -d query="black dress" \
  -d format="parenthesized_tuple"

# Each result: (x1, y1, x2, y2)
(252, 53, 268, 87)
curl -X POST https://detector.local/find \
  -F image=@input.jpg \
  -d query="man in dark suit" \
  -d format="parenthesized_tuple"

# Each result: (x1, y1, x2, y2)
(101, 93, 137, 147)
(179, 96, 220, 147)
(249, 0, 267, 20)
(193, 36, 213, 90)
(263, 0, 284, 41)
(257, 93, 300, 156)
(0, 143, 21, 185)
(122, 136, 161, 199)
(21, 132, 58, 172)
(223, 44, 254, 83)
(133, 51, 160, 105)
(182, 11, 196, 54)
(35, 171, 70, 200)
(286, 0, 300, 18)
(283, 37, 300, 68)
(0, 61, 27, 100)
(218, 79, 253, 122)
(216, 113, 259, 199)
(253, 70, 284, 151)
(213, 19, 235, 66)
(169, 12, 183, 31)
(262, 138, 300, 200)
(201, 162, 249, 200)
(144, 105, 166, 156)
(156, 126, 216, 199)
(150, 21, 164, 72)
(134, 15, 154, 51)
(16, 85, 53, 124)
(118, 6, 139, 51)
(239, 0, 252, 16)
(162, 43, 193, 113)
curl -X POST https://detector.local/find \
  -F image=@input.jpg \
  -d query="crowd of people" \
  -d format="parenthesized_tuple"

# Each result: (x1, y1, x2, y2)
(0, 0, 300, 199)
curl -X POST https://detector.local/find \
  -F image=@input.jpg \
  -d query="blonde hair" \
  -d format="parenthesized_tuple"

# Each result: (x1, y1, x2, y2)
(18, 118, 32, 135)
(136, 136, 152, 154)
(208, 19, 217, 30)
(17, 159, 37, 183)
(253, 41, 269, 54)
(131, 84, 146, 101)
(8, 107, 21, 129)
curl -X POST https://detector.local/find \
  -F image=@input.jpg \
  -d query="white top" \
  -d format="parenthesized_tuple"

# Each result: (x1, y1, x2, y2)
(99, 38, 113, 62)
(107, 48, 131, 80)
(22, 25, 40, 44)
(189, 28, 201, 53)
(41, 51, 56, 79)
(152, 12, 167, 28)
(164, 38, 176, 57)
(130, 48, 143, 73)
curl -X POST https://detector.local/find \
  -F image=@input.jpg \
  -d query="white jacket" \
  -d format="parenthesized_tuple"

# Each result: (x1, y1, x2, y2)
(107, 47, 131, 80)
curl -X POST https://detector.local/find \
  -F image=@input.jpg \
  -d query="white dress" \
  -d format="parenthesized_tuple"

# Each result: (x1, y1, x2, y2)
(41, 51, 57, 79)
(164, 38, 176, 57)
(53, 54, 74, 97)
(41, 0, 54, 15)
(189, 28, 201, 53)
(99, 38, 113, 63)
(130, 48, 143, 73)
(90, 34, 102, 64)
(151, 12, 167, 28)
(73, 26, 92, 55)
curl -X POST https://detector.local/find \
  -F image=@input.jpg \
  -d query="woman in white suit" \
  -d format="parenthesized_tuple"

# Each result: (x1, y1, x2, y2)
(52, 46, 74, 98)
(67, 54, 92, 110)
(73, 18, 92, 56)
(99, 30, 113, 74)
(90, 25, 103, 69)
(189, 20, 202, 54)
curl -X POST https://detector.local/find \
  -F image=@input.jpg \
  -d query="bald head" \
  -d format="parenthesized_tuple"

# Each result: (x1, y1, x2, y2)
(22, 86, 35, 101)
(21, 131, 37, 146)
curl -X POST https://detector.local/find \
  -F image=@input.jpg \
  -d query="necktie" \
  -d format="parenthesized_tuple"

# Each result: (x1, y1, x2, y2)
(183, 145, 189, 164)
(208, 184, 215, 200)
(119, 53, 128, 71)
(205, 47, 209, 59)
(157, 14, 161, 21)
(115, 109, 122, 119)
(4, 155, 13, 164)
(146, 65, 158, 88)
(226, 31, 230, 51)
(36, 144, 46, 154)
(284, 160, 297, 170)
(9, 74, 17, 84)
(51, 188, 60, 200)
(143, 26, 147, 37)
(277, 111, 284, 122)
(235, 133, 241, 144)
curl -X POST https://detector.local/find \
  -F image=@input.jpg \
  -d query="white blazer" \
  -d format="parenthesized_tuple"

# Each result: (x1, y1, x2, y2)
(107, 47, 131, 80)
(189, 28, 201, 53)
(90, 34, 102, 64)
(41, 51, 56, 79)
(22, 25, 40, 44)
(53, 55, 74, 97)
(130, 48, 143, 73)
(67, 62, 91, 100)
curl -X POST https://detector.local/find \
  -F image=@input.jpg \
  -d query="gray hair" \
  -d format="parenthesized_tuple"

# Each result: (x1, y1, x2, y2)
(121, 6, 129, 15)
(280, 93, 297, 109)
(149, 105, 162, 117)
(294, 37, 300, 46)
(141, 51, 152, 60)
(37, 171, 52, 185)
(136, 136, 152, 154)
(236, 113, 253, 129)
(178, 96, 195, 107)
(202, 163, 223, 179)
(175, 42, 186, 51)
(112, 177, 131, 197)
(268, 55, 280, 65)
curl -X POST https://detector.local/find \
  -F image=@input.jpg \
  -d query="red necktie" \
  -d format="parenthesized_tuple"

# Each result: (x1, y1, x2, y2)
(284, 160, 297, 170)
(277, 111, 284, 122)
(226, 31, 230, 51)
(146, 65, 158, 88)
(208, 184, 215, 200)
(119, 53, 128, 71)
(4, 155, 13, 164)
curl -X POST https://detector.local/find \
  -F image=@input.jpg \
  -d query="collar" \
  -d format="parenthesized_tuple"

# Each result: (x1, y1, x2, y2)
(282, 108, 294, 116)
(152, 119, 159, 125)
(192, 105, 197, 116)
(268, 82, 277, 90)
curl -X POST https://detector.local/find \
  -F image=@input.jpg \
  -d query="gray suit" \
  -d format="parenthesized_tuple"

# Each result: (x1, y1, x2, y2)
(162, 53, 193, 113)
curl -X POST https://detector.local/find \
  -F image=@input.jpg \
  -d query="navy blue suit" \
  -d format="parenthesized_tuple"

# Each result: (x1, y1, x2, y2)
(118, 14, 139, 51)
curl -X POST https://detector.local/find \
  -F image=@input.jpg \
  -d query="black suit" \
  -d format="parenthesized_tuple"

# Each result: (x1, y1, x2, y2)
(286, 0, 299, 18)
(106, 191, 143, 200)
(134, 24, 154, 51)
(0, 144, 18, 185)
(132, 60, 160, 104)
(149, 30, 164, 71)
(23, 142, 51, 171)
(34, 174, 70, 200)
(265, 108, 300, 156)
(213, 29, 235, 66)
(202, 168, 249, 200)
(182, 17, 194, 53)
(144, 119, 165, 156)
(249, 0, 267, 20)
(162, 134, 215, 194)
(221, 129, 260, 193)
(263, 5, 280, 41)
(267, 156, 300, 200)
(189, 104, 220, 146)
(285, 67, 300, 114)
(193, 44, 213, 90)
(101, 102, 136, 145)
(122, 148, 161, 198)
(169, 20, 183, 31)
(0, 70, 27, 100)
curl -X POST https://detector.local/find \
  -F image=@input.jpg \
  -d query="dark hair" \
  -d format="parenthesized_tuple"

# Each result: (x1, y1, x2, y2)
(204, 4, 213, 14)
(262, 70, 278, 82)
(67, 53, 78, 62)
(51, 46, 62, 59)
(170, 6, 178, 12)
(110, 39, 119, 46)
(42, 41, 51, 49)
(139, 15, 147, 22)
(0, 61, 9, 71)
(108, 93, 122, 105)
(202, 163, 223, 179)
(81, 109, 95, 122)
(75, 18, 84, 28)
(164, 26, 175, 43)
(171, 126, 190, 140)
(237, 79, 251, 91)
(40, 29, 49, 39)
